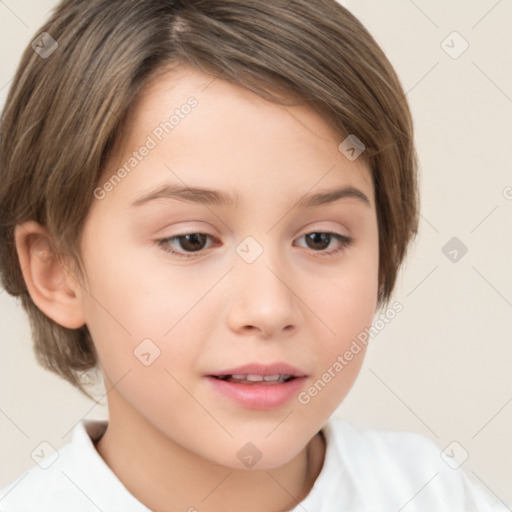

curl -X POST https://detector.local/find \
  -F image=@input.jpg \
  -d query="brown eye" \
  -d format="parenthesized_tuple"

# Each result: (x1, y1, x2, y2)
(305, 232, 331, 250)
(296, 232, 353, 256)
(156, 231, 352, 259)
(175, 233, 209, 252)
(156, 233, 216, 257)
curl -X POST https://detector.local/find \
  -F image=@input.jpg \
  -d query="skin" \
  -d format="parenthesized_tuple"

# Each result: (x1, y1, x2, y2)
(15, 66, 380, 512)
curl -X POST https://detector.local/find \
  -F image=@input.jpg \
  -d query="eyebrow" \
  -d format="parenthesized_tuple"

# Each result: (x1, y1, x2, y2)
(130, 183, 371, 209)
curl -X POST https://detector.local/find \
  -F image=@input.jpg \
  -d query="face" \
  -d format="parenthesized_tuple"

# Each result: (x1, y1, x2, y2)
(77, 65, 379, 469)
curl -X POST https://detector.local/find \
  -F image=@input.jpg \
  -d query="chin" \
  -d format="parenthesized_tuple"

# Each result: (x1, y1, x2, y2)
(204, 434, 311, 472)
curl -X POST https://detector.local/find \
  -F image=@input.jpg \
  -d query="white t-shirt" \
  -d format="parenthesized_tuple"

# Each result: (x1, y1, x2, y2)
(0, 415, 508, 511)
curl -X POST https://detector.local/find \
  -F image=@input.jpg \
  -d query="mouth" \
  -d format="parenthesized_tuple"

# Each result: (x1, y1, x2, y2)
(207, 362, 307, 382)
(205, 362, 308, 410)
(210, 374, 296, 385)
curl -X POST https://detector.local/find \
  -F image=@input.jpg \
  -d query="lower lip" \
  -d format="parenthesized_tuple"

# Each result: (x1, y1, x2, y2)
(205, 376, 307, 410)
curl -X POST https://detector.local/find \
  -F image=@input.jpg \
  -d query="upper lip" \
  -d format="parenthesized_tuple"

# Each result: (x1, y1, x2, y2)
(208, 362, 308, 378)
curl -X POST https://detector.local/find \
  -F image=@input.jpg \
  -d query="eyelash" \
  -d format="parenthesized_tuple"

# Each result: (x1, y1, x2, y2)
(155, 231, 353, 259)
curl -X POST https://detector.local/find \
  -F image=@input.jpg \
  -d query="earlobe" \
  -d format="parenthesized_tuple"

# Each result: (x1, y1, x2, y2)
(14, 221, 86, 329)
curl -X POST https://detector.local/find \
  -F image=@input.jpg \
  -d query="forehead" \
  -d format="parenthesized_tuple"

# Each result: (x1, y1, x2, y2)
(102, 65, 374, 208)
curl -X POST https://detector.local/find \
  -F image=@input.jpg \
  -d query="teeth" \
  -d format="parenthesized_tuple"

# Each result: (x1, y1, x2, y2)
(227, 374, 292, 382)
(246, 375, 264, 382)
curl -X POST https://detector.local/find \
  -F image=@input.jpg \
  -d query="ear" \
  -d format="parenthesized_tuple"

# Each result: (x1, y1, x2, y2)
(14, 220, 86, 329)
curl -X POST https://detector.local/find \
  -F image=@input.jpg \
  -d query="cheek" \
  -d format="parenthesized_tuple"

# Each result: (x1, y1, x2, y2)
(302, 241, 379, 401)
(80, 229, 202, 336)
(308, 241, 379, 344)
(79, 236, 215, 390)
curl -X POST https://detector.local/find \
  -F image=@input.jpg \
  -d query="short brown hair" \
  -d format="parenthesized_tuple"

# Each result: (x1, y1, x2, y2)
(0, 0, 419, 398)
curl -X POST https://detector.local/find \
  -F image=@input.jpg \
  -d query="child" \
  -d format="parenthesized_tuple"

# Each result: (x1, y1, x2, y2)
(0, 0, 507, 510)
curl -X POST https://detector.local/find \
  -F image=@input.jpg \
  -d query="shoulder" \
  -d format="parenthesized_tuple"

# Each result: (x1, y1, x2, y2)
(319, 415, 509, 511)
(0, 440, 85, 511)
(0, 419, 148, 512)
(327, 415, 444, 472)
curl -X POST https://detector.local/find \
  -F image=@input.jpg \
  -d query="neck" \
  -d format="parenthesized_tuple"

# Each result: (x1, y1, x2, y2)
(95, 390, 325, 512)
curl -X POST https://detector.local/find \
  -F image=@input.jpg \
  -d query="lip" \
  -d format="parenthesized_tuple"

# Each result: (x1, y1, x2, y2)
(205, 362, 308, 410)
(208, 362, 308, 378)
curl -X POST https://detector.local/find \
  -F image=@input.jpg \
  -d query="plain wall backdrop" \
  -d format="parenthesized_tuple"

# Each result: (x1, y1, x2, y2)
(1, 0, 511, 506)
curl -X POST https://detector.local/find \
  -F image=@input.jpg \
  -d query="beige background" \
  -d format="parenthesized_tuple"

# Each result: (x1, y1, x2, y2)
(1, 0, 511, 505)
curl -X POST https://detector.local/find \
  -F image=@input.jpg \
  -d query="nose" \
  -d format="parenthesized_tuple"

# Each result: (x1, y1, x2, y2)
(225, 244, 303, 338)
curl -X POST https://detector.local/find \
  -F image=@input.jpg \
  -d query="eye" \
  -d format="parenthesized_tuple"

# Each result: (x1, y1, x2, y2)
(156, 231, 353, 258)
(156, 233, 217, 258)
(294, 232, 353, 257)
